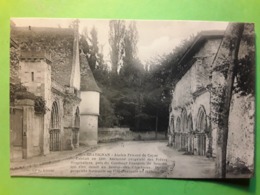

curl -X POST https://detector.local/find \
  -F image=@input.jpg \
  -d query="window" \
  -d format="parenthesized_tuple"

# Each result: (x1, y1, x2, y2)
(31, 72, 34, 81)
(197, 106, 207, 132)
(51, 101, 59, 129)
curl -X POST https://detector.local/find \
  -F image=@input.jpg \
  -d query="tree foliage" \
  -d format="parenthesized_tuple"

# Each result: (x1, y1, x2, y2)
(80, 21, 254, 134)
(109, 20, 126, 74)
(86, 20, 198, 131)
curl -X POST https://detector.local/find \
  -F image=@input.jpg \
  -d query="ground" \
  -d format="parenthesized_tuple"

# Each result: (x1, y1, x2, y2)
(11, 141, 215, 178)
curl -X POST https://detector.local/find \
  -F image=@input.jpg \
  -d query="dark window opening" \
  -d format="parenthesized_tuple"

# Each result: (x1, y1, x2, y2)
(31, 72, 34, 81)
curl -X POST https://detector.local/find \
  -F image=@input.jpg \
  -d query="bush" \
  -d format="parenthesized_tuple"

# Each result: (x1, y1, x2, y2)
(34, 97, 48, 114)
(10, 83, 48, 114)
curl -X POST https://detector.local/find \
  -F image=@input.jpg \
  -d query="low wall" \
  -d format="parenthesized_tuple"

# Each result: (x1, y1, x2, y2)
(98, 128, 167, 143)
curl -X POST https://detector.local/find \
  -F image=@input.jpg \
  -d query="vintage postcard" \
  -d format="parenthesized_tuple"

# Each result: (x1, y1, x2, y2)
(10, 18, 255, 178)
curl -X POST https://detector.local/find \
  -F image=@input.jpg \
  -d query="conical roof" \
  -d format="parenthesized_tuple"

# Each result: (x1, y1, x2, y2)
(80, 52, 101, 92)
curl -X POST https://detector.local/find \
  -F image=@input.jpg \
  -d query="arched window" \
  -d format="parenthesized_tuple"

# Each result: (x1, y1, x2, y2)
(74, 107, 80, 128)
(50, 101, 60, 151)
(187, 114, 193, 132)
(181, 108, 188, 132)
(171, 116, 174, 132)
(197, 106, 207, 132)
(176, 117, 181, 132)
(51, 101, 59, 129)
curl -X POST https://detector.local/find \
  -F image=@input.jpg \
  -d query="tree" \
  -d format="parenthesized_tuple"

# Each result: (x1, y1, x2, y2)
(120, 21, 139, 79)
(79, 25, 118, 128)
(123, 22, 138, 60)
(140, 35, 196, 134)
(116, 21, 146, 131)
(88, 26, 99, 71)
(210, 23, 245, 178)
(79, 28, 90, 55)
(109, 20, 126, 74)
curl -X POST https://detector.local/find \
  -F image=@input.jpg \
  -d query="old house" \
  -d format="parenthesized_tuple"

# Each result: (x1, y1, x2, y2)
(168, 26, 254, 170)
(10, 21, 100, 160)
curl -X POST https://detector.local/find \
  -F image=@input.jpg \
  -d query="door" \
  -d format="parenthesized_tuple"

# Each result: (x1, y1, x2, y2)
(49, 129, 60, 151)
(198, 134, 206, 156)
(10, 107, 23, 159)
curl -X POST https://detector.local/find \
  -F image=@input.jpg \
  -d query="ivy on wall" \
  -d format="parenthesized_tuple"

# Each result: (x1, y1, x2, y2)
(10, 83, 48, 114)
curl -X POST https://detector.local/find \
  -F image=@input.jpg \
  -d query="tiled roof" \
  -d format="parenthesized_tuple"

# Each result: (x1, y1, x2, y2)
(11, 26, 74, 87)
(80, 52, 101, 92)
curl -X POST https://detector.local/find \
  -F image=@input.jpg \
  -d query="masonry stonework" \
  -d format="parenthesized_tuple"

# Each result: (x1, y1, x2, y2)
(10, 22, 100, 159)
(169, 28, 255, 171)
(169, 37, 220, 156)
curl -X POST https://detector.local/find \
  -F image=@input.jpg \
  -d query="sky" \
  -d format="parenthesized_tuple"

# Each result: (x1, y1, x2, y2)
(12, 18, 228, 65)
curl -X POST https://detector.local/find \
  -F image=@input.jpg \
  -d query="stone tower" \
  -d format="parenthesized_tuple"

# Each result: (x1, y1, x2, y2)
(19, 51, 52, 155)
(79, 51, 101, 145)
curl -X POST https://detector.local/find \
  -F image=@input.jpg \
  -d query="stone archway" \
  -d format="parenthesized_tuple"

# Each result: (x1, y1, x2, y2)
(180, 108, 188, 150)
(50, 101, 61, 151)
(176, 117, 181, 132)
(187, 114, 194, 153)
(168, 116, 174, 146)
(175, 117, 181, 149)
(196, 106, 207, 156)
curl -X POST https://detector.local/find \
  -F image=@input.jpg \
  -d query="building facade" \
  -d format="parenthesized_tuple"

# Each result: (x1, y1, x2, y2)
(169, 31, 223, 156)
(10, 21, 100, 160)
(168, 26, 254, 169)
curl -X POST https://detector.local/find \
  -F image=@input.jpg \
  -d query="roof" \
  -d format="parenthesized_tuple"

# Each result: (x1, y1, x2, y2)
(11, 26, 74, 86)
(172, 30, 224, 84)
(178, 30, 224, 66)
(80, 52, 101, 92)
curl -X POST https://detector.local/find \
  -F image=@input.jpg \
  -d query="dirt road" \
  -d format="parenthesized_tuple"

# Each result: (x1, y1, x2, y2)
(12, 141, 215, 178)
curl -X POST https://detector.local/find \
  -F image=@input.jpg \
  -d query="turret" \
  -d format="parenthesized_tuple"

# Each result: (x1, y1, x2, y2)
(79, 50, 101, 145)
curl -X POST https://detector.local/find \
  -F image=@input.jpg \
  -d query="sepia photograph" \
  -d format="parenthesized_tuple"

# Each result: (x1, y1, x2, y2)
(10, 18, 255, 178)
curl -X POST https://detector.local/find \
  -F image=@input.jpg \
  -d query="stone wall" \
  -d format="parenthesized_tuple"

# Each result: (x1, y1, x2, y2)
(20, 60, 50, 97)
(80, 115, 98, 145)
(80, 91, 100, 115)
(19, 58, 52, 155)
(227, 93, 254, 169)
(225, 24, 255, 170)
(171, 39, 221, 110)
(79, 91, 100, 146)
(169, 38, 222, 155)
(210, 23, 255, 173)
(10, 99, 44, 159)
(98, 128, 166, 143)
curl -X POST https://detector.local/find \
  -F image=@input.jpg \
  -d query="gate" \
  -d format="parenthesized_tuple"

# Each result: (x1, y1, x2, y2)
(49, 129, 60, 151)
(10, 107, 24, 159)
(50, 101, 60, 151)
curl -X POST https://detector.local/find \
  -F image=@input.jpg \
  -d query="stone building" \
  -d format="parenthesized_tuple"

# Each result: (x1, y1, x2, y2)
(10, 21, 100, 160)
(169, 31, 223, 156)
(168, 27, 254, 169)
